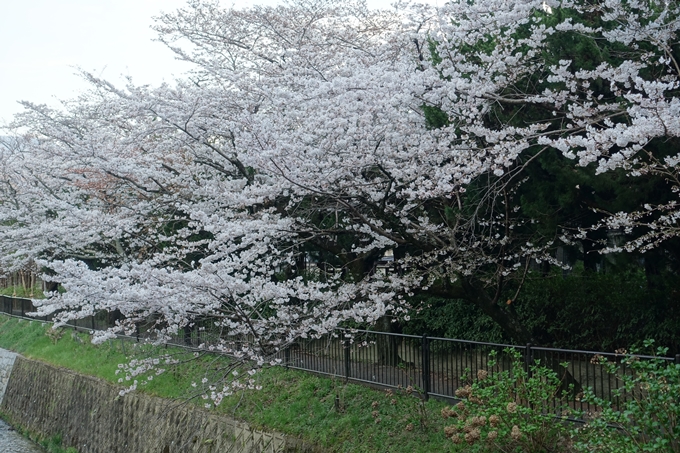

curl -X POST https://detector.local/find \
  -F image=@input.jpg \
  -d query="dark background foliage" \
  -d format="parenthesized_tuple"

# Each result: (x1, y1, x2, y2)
(404, 262, 680, 353)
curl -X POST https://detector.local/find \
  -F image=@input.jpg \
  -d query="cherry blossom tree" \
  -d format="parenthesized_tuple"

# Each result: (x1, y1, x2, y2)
(1, 0, 679, 400)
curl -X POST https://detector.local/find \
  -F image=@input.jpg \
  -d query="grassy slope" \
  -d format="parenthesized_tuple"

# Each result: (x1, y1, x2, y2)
(0, 315, 459, 452)
(0, 286, 45, 298)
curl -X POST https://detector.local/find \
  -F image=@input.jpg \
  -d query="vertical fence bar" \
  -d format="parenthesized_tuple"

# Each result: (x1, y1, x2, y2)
(525, 343, 533, 378)
(314, 339, 318, 374)
(344, 339, 350, 383)
(599, 355, 605, 407)
(444, 341, 449, 396)
(585, 353, 591, 411)
(607, 354, 613, 407)
(457, 343, 462, 387)
(430, 339, 436, 395)
(421, 334, 430, 401)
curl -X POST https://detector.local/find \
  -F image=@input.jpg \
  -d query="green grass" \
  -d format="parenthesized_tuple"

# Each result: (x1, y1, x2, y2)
(0, 286, 45, 298)
(0, 411, 78, 453)
(39, 434, 79, 453)
(0, 315, 459, 452)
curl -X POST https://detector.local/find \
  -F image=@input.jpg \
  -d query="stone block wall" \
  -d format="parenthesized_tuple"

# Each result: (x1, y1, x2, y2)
(0, 353, 318, 453)
(0, 348, 17, 405)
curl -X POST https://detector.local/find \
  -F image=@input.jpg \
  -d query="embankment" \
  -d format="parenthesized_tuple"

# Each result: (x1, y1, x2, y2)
(0, 351, 315, 453)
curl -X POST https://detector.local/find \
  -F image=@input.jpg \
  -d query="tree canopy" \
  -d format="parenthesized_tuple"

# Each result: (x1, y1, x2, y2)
(1, 0, 679, 399)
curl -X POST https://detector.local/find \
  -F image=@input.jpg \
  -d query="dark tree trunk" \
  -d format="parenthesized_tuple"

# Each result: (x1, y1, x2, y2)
(460, 277, 533, 344)
(375, 315, 400, 366)
(184, 324, 194, 346)
(582, 238, 601, 272)
(44, 281, 59, 293)
(458, 277, 582, 395)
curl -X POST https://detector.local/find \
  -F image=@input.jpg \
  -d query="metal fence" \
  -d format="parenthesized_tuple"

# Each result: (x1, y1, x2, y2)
(1, 295, 678, 415)
(282, 329, 680, 416)
(0, 295, 122, 330)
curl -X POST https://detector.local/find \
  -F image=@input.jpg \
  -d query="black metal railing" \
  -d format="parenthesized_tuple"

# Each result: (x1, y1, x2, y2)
(275, 327, 679, 415)
(1, 295, 678, 414)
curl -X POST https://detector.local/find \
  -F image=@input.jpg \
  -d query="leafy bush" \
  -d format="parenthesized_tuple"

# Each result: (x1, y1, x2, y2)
(573, 341, 680, 453)
(440, 349, 573, 452)
(402, 296, 506, 343)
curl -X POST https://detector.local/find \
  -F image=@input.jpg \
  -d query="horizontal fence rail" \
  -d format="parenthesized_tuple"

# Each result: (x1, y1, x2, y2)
(1, 295, 678, 416)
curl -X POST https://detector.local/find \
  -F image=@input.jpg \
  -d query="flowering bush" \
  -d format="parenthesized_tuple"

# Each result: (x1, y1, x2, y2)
(441, 349, 573, 452)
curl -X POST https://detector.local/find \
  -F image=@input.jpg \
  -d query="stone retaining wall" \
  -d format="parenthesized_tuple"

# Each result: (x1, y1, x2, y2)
(0, 348, 17, 405)
(0, 352, 317, 453)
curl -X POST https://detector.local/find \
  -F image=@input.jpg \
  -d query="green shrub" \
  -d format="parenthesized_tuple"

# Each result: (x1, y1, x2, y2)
(573, 340, 680, 453)
(441, 349, 573, 452)
(402, 296, 506, 343)
(40, 434, 79, 453)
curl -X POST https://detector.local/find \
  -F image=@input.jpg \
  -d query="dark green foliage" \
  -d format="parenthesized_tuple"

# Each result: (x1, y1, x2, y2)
(422, 105, 449, 130)
(403, 296, 506, 343)
(514, 266, 680, 352)
(406, 265, 680, 352)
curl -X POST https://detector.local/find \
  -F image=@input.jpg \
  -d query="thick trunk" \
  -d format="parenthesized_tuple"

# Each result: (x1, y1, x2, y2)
(375, 315, 400, 366)
(460, 278, 533, 344)
(44, 281, 59, 293)
(582, 238, 600, 272)
(459, 278, 582, 396)
(644, 249, 664, 292)
(422, 275, 534, 343)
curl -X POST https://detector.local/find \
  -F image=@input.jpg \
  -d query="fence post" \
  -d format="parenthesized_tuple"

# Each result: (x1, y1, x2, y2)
(421, 334, 430, 401)
(525, 343, 533, 378)
(675, 354, 680, 365)
(344, 339, 351, 383)
(284, 345, 290, 368)
(20, 299, 24, 318)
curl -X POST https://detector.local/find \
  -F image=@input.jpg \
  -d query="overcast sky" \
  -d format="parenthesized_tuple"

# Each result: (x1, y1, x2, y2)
(0, 0, 439, 125)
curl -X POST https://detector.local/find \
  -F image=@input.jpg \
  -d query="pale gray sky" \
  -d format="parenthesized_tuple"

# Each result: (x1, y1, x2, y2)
(0, 0, 438, 125)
